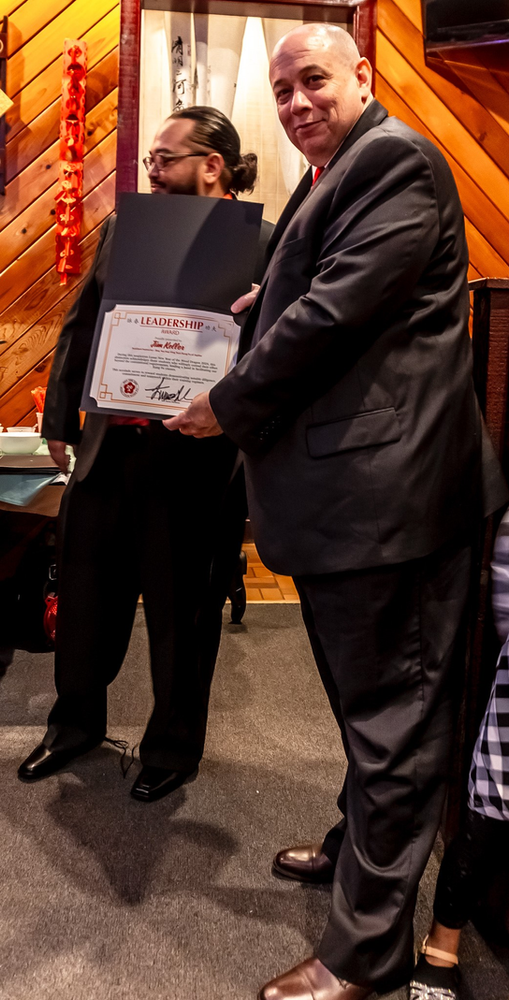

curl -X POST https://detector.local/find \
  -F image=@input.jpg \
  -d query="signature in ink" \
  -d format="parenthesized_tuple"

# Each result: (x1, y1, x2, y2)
(148, 378, 192, 403)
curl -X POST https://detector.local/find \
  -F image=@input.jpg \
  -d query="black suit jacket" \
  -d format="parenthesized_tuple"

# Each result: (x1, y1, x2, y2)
(210, 101, 507, 576)
(43, 213, 273, 482)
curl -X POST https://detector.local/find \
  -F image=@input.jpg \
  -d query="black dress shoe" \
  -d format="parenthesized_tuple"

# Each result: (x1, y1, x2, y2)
(130, 765, 198, 802)
(272, 843, 335, 883)
(18, 739, 102, 782)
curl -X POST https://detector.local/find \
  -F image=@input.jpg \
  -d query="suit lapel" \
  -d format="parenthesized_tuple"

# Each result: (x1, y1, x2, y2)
(265, 101, 388, 261)
(239, 168, 313, 354)
(236, 184, 302, 355)
(265, 167, 313, 262)
(327, 99, 388, 171)
(239, 100, 389, 356)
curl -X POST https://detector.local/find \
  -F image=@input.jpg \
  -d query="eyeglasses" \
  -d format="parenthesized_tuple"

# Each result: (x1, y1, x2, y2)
(143, 151, 210, 172)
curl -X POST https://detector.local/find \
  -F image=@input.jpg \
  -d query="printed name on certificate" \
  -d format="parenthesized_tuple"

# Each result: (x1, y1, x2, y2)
(89, 304, 240, 416)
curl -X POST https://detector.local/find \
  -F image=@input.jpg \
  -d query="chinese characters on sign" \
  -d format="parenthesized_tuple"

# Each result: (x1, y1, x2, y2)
(171, 34, 192, 111)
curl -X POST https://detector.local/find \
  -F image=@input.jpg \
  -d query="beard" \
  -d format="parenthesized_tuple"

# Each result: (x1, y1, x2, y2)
(151, 177, 199, 196)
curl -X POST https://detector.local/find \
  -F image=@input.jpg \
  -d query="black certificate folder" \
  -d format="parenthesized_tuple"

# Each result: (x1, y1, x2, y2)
(81, 192, 263, 417)
(105, 193, 263, 309)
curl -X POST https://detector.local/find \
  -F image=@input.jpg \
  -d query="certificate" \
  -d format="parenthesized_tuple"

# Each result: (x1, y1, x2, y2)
(80, 193, 262, 418)
(88, 304, 240, 417)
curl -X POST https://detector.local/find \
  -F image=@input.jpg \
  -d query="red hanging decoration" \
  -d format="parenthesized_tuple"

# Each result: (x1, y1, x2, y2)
(43, 594, 58, 644)
(55, 39, 87, 285)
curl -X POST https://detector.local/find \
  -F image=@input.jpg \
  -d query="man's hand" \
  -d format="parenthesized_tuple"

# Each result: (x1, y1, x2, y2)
(48, 440, 71, 474)
(163, 391, 223, 437)
(231, 283, 260, 314)
(163, 284, 259, 438)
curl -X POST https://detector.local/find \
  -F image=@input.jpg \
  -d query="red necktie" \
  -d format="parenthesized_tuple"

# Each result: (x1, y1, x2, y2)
(312, 166, 324, 185)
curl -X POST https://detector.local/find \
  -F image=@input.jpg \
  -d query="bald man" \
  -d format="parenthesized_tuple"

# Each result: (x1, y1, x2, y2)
(165, 25, 507, 1000)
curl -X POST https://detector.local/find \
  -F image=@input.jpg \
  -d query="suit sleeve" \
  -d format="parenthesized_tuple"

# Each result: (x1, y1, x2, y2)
(41, 219, 111, 443)
(210, 135, 443, 455)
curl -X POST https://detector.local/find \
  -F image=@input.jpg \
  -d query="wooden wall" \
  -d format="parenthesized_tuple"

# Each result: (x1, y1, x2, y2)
(376, 0, 509, 284)
(0, 0, 119, 428)
(2, 0, 509, 429)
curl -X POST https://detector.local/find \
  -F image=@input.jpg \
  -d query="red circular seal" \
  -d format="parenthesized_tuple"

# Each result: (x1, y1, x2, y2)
(120, 379, 139, 397)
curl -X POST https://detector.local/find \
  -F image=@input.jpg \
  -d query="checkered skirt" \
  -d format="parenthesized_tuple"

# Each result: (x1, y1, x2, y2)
(468, 643, 509, 821)
(468, 510, 509, 821)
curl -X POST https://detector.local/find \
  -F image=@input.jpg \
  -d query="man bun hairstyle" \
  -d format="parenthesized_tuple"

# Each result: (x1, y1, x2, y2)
(169, 106, 258, 195)
(230, 152, 258, 195)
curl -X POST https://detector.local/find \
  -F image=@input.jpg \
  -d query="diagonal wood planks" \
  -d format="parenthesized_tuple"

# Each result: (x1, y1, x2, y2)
(7, 49, 119, 181)
(0, 130, 116, 271)
(0, 0, 119, 427)
(6, 7, 119, 141)
(376, 0, 509, 282)
(0, 173, 116, 315)
(1, 89, 118, 230)
(378, 0, 509, 172)
(0, 227, 107, 355)
(8, 0, 76, 57)
(8, 0, 118, 96)
(375, 76, 509, 275)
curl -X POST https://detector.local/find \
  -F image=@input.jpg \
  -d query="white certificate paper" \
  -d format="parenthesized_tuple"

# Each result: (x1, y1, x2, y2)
(88, 304, 240, 416)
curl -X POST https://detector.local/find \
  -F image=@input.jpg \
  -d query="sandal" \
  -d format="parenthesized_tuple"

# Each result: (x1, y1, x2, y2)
(408, 935, 459, 1000)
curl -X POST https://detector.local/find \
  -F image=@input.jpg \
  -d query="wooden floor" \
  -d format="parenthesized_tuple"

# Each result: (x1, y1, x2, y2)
(243, 542, 299, 603)
(136, 542, 299, 605)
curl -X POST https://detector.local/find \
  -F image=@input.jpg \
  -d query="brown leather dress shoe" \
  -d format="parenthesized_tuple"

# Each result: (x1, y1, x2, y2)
(272, 843, 335, 883)
(258, 958, 372, 1000)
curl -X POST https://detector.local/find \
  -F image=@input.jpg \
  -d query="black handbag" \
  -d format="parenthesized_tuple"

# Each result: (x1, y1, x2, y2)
(0, 520, 58, 653)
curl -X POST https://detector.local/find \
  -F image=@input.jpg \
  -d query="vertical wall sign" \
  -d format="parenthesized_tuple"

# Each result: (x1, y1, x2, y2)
(0, 16, 11, 196)
(55, 38, 87, 284)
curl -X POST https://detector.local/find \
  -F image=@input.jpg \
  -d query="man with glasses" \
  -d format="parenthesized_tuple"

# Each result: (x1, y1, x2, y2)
(18, 107, 270, 802)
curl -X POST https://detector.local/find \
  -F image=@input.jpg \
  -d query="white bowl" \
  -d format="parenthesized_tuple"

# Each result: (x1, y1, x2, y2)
(7, 426, 35, 432)
(0, 432, 41, 455)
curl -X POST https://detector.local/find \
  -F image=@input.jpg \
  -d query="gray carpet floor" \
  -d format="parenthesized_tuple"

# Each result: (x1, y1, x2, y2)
(0, 605, 508, 1000)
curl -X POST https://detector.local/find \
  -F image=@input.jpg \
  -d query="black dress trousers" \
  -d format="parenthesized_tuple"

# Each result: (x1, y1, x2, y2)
(44, 421, 246, 771)
(294, 533, 472, 994)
